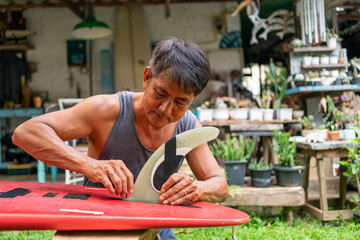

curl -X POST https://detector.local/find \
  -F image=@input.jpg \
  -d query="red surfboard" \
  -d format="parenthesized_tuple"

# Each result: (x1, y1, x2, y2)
(0, 181, 249, 231)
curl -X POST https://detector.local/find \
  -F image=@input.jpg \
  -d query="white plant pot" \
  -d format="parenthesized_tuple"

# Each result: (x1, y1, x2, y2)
(338, 130, 344, 140)
(327, 38, 337, 48)
(276, 108, 293, 121)
(315, 129, 328, 141)
(197, 108, 213, 122)
(212, 108, 229, 120)
(303, 56, 312, 66)
(329, 56, 338, 64)
(312, 57, 320, 65)
(230, 108, 248, 120)
(263, 109, 274, 121)
(344, 129, 356, 140)
(249, 109, 263, 121)
(320, 56, 329, 65)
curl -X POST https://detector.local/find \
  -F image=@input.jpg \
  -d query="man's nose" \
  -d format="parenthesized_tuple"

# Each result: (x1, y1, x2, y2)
(159, 98, 173, 115)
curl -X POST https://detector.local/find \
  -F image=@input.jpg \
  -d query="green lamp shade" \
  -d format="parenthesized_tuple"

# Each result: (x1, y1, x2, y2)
(72, 15, 112, 39)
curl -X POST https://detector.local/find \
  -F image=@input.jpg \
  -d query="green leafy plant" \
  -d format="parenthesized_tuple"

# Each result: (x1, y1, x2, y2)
(209, 134, 256, 161)
(249, 157, 272, 170)
(339, 137, 360, 212)
(300, 115, 316, 129)
(330, 123, 338, 131)
(272, 130, 297, 167)
(265, 58, 292, 110)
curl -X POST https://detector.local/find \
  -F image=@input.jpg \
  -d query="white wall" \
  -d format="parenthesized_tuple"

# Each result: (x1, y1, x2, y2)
(23, 2, 241, 102)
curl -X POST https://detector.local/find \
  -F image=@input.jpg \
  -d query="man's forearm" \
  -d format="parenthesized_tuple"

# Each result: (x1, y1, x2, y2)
(196, 176, 229, 203)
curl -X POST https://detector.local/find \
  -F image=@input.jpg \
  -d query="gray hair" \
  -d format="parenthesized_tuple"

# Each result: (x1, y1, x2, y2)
(149, 38, 210, 96)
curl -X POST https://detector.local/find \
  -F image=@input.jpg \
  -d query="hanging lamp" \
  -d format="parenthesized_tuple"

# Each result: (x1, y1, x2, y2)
(72, 0, 112, 39)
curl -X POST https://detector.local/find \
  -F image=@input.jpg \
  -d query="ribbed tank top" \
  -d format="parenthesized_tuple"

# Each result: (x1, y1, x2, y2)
(83, 91, 197, 187)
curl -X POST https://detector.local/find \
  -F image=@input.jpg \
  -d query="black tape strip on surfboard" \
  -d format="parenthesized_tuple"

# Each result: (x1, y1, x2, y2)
(152, 137, 185, 191)
(0, 188, 31, 198)
(43, 192, 59, 198)
(63, 193, 91, 200)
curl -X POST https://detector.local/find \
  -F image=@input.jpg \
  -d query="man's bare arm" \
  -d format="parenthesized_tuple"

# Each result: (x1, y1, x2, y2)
(12, 95, 134, 197)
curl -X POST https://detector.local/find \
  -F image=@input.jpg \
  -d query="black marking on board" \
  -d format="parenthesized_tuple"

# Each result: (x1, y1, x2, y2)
(0, 188, 31, 198)
(42, 192, 59, 198)
(108, 197, 124, 200)
(153, 137, 185, 191)
(178, 204, 202, 209)
(63, 193, 91, 200)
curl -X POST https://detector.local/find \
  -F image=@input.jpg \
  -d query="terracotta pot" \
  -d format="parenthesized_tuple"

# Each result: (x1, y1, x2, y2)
(328, 131, 340, 141)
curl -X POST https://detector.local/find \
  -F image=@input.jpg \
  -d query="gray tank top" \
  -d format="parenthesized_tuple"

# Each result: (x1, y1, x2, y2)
(83, 91, 197, 187)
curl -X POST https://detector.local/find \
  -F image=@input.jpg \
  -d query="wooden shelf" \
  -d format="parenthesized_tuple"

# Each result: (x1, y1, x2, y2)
(292, 46, 337, 53)
(302, 63, 350, 69)
(5, 30, 35, 39)
(0, 43, 34, 51)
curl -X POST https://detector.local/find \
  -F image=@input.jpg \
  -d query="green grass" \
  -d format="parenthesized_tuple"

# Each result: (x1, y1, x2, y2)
(0, 214, 360, 240)
(0, 230, 55, 240)
(174, 213, 360, 240)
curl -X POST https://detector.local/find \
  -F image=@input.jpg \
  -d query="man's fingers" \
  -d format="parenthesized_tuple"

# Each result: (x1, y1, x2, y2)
(87, 159, 134, 197)
(160, 173, 198, 205)
(160, 172, 188, 193)
(120, 163, 134, 195)
(102, 177, 117, 195)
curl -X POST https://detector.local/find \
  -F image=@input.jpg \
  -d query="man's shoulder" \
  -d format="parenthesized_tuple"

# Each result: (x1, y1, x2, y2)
(83, 94, 120, 119)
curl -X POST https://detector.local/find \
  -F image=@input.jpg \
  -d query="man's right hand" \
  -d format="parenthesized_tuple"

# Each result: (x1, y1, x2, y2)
(85, 159, 134, 198)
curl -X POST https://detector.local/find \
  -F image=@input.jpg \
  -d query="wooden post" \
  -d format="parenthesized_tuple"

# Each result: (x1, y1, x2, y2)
(338, 161, 348, 209)
(302, 155, 311, 202)
(316, 158, 328, 212)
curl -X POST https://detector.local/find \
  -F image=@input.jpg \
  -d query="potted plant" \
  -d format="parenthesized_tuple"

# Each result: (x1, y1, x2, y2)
(229, 98, 248, 120)
(197, 101, 213, 122)
(213, 99, 229, 120)
(210, 134, 256, 186)
(249, 107, 263, 121)
(311, 53, 320, 65)
(300, 115, 316, 136)
(248, 157, 273, 188)
(339, 137, 360, 216)
(327, 32, 340, 49)
(272, 130, 305, 186)
(261, 89, 274, 121)
(302, 54, 312, 66)
(320, 54, 330, 65)
(265, 58, 292, 120)
(293, 73, 305, 87)
(328, 123, 340, 141)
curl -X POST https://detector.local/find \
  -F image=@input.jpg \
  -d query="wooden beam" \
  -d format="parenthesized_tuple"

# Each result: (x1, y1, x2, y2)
(64, 0, 85, 20)
(0, 0, 241, 10)
(338, 14, 360, 20)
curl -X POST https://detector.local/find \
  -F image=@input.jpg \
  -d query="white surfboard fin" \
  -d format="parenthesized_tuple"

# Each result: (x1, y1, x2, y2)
(128, 127, 219, 203)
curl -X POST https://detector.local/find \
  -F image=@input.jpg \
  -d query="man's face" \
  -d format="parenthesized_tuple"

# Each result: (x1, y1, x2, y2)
(142, 75, 196, 128)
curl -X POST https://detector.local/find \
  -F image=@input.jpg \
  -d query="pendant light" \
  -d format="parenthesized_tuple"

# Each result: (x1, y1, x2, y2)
(72, 0, 112, 39)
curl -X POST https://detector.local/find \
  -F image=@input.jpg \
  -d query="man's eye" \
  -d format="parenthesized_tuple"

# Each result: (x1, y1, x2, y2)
(155, 91, 165, 97)
(175, 100, 185, 107)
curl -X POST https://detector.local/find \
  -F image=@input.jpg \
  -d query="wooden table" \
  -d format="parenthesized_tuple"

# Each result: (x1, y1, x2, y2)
(201, 119, 300, 165)
(297, 140, 354, 221)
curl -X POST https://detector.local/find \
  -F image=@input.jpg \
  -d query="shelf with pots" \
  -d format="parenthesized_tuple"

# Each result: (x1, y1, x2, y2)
(292, 46, 336, 53)
(302, 63, 350, 69)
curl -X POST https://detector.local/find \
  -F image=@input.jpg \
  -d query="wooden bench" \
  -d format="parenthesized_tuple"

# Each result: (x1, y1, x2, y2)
(221, 184, 305, 225)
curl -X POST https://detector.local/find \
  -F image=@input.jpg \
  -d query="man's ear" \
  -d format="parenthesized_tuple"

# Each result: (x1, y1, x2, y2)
(143, 67, 151, 89)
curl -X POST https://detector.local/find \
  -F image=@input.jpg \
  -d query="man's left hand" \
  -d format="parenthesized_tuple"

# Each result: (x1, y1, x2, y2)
(159, 172, 201, 205)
